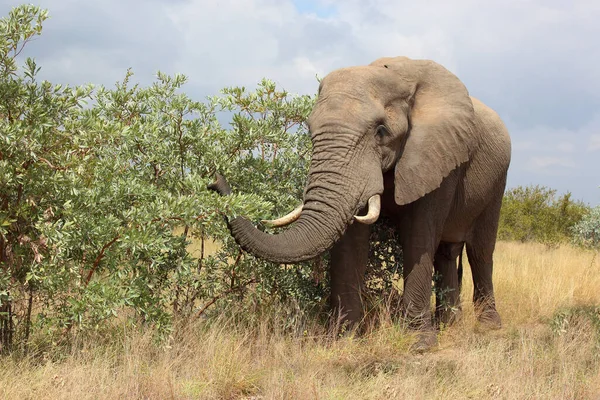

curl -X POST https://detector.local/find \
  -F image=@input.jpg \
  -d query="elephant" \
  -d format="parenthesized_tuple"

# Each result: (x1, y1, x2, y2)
(208, 56, 511, 350)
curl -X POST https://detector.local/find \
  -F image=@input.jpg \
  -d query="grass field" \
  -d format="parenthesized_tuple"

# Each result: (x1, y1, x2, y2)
(1, 241, 599, 399)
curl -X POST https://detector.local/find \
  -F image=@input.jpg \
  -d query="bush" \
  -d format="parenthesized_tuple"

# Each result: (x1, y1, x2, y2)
(0, 4, 327, 354)
(498, 185, 590, 245)
(572, 206, 600, 249)
(550, 305, 600, 344)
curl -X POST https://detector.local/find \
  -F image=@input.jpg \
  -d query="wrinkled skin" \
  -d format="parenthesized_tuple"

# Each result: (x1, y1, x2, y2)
(208, 56, 511, 351)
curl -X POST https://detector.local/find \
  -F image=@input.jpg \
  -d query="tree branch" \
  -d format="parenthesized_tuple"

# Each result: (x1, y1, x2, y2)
(84, 235, 120, 286)
(193, 278, 256, 321)
(38, 157, 67, 171)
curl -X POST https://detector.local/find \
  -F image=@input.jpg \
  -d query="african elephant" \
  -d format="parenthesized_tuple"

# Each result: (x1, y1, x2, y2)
(208, 56, 511, 350)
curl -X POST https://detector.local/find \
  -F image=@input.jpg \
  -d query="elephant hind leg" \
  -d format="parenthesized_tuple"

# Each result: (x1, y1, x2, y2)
(465, 197, 503, 330)
(434, 241, 464, 327)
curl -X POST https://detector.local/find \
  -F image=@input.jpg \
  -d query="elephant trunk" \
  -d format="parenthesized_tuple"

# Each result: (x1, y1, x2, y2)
(209, 123, 383, 263)
(226, 171, 358, 263)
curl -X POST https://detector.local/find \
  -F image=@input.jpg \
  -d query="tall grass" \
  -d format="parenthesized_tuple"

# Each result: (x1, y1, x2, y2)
(1, 241, 599, 399)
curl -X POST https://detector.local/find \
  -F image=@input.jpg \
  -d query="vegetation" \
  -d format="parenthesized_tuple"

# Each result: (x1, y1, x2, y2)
(498, 185, 590, 245)
(0, 4, 326, 354)
(572, 205, 600, 249)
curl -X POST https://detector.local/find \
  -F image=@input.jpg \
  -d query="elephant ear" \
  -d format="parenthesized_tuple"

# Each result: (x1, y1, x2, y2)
(371, 57, 478, 206)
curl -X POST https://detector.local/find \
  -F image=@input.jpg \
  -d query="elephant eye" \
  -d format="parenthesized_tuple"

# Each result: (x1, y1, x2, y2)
(376, 125, 388, 138)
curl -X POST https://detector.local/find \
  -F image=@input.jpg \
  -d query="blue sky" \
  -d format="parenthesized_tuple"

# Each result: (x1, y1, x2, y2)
(2, 0, 599, 205)
(292, 0, 335, 17)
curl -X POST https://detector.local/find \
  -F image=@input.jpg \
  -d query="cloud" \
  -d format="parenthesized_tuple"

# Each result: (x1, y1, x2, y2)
(528, 156, 576, 171)
(590, 135, 600, 151)
(556, 142, 576, 153)
(513, 141, 536, 151)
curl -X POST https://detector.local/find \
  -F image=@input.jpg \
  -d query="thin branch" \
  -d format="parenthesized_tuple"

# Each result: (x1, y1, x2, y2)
(13, 37, 34, 59)
(193, 278, 256, 321)
(176, 113, 185, 180)
(230, 251, 242, 289)
(198, 233, 205, 273)
(38, 157, 67, 171)
(135, 141, 147, 156)
(84, 235, 120, 286)
(193, 251, 245, 320)
(63, 235, 121, 339)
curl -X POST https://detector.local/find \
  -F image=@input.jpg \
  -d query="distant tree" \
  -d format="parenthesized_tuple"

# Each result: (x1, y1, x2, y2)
(498, 185, 590, 245)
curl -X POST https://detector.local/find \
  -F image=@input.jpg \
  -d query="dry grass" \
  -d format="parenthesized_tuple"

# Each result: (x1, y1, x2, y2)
(2, 241, 600, 399)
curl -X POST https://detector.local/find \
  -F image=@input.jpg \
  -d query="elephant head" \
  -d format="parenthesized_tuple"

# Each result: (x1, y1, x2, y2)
(210, 57, 477, 263)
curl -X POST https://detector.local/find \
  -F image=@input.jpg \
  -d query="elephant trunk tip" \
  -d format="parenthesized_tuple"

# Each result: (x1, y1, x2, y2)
(207, 173, 232, 196)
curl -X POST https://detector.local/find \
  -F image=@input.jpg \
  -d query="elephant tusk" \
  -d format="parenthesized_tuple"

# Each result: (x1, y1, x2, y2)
(354, 195, 381, 225)
(261, 204, 303, 228)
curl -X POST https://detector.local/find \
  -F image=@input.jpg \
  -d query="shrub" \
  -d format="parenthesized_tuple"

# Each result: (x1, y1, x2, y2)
(498, 185, 589, 245)
(0, 4, 326, 354)
(572, 205, 600, 249)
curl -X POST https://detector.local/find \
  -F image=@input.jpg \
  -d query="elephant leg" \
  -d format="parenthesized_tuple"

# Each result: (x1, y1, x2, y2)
(434, 241, 464, 327)
(466, 197, 503, 329)
(399, 176, 459, 350)
(329, 221, 370, 330)
(401, 244, 435, 327)
(400, 242, 438, 350)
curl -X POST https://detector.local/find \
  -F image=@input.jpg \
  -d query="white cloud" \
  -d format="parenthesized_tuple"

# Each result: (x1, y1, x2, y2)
(6, 0, 599, 99)
(556, 141, 576, 153)
(528, 156, 576, 170)
(590, 135, 600, 151)
(513, 140, 536, 151)
(511, 125, 576, 154)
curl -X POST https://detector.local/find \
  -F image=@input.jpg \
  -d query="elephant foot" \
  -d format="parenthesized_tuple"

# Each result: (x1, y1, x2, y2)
(400, 304, 439, 352)
(476, 308, 502, 330)
(410, 329, 438, 353)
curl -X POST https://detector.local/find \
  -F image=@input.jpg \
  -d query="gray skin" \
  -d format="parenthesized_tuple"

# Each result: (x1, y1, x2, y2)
(208, 56, 511, 350)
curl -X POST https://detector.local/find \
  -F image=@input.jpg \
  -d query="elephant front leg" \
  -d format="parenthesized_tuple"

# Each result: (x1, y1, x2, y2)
(329, 221, 370, 330)
(400, 244, 438, 350)
(434, 242, 464, 327)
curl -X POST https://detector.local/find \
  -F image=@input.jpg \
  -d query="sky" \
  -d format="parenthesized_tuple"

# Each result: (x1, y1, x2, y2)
(2, 0, 599, 205)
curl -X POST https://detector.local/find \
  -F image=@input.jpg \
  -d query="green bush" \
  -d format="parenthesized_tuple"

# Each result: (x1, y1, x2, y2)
(550, 305, 600, 344)
(498, 185, 590, 245)
(572, 205, 600, 249)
